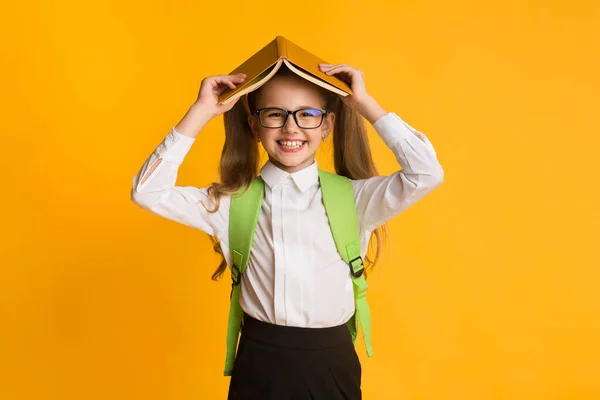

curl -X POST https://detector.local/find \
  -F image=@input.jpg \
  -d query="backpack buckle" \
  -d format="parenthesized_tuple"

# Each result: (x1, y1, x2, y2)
(230, 264, 242, 300)
(349, 256, 364, 278)
(231, 264, 242, 286)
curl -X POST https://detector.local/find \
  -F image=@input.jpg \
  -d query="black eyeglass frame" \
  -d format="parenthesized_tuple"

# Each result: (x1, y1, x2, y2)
(253, 107, 330, 129)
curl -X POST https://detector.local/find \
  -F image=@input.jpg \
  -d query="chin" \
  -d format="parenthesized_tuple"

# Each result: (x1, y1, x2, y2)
(277, 158, 304, 167)
(270, 154, 315, 172)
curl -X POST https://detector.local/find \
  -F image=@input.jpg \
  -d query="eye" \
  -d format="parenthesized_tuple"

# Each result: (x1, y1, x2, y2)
(301, 109, 322, 117)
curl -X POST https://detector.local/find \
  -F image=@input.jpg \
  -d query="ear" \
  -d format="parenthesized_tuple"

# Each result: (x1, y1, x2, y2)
(247, 114, 260, 140)
(322, 112, 335, 137)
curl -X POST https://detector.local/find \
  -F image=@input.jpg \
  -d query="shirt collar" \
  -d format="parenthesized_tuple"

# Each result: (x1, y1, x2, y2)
(260, 159, 319, 193)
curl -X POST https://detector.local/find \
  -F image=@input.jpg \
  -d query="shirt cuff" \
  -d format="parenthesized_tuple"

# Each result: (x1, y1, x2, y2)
(154, 127, 196, 165)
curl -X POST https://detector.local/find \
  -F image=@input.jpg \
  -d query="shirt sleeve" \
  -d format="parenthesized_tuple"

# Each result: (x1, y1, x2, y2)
(351, 112, 444, 231)
(130, 127, 229, 238)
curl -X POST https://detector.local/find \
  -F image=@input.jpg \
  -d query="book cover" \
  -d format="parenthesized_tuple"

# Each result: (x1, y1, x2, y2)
(218, 36, 352, 105)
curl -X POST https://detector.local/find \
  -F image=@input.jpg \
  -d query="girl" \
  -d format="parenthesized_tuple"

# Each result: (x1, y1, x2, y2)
(131, 63, 444, 399)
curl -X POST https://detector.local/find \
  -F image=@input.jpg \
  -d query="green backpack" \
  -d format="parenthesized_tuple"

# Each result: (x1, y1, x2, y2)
(223, 169, 374, 376)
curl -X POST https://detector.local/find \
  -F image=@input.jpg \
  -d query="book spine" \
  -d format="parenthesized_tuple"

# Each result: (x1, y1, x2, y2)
(276, 36, 288, 59)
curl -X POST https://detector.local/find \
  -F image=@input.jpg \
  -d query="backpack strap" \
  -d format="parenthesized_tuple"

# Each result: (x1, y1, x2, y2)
(224, 177, 264, 376)
(318, 169, 374, 358)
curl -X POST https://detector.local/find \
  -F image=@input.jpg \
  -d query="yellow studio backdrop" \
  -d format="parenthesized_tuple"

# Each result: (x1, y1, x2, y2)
(1, 0, 598, 399)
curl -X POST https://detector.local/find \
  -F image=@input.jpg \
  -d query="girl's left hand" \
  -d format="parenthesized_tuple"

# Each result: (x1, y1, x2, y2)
(318, 63, 372, 112)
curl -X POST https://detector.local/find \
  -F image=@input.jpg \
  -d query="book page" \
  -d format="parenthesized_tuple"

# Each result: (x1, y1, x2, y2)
(283, 59, 349, 97)
(221, 59, 285, 104)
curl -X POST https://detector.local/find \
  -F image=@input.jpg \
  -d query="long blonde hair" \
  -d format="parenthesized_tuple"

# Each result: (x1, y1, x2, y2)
(202, 67, 388, 280)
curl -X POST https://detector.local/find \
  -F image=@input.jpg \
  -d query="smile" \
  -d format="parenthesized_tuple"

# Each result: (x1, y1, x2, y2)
(276, 140, 307, 152)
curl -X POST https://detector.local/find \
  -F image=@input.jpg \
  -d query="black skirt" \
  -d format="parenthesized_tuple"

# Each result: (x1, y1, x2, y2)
(227, 313, 362, 400)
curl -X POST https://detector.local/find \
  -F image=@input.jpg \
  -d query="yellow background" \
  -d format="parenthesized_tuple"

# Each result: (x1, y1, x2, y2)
(1, 0, 599, 399)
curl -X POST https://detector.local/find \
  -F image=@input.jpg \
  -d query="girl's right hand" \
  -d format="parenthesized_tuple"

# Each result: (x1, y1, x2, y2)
(194, 73, 247, 117)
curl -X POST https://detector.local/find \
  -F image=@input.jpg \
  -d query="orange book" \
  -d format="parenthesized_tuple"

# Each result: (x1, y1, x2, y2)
(218, 36, 353, 105)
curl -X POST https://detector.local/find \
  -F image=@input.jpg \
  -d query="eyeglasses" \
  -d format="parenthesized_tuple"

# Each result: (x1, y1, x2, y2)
(254, 107, 329, 129)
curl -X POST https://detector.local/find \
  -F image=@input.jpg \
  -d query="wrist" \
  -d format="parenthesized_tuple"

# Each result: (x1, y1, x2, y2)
(359, 96, 387, 125)
(174, 103, 215, 138)
(190, 101, 218, 120)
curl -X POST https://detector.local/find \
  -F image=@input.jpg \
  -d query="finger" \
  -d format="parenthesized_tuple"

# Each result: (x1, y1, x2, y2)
(227, 76, 246, 84)
(324, 65, 354, 74)
(319, 64, 337, 70)
(323, 64, 350, 71)
(323, 69, 358, 87)
(228, 75, 247, 86)
(324, 67, 355, 76)
(222, 79, 236, 90)
(326, 70, 360, 84)
(214, 77, 235, 92)
(215, 76, 238, 89)
(322, 63, 348, 68)
(319, 64, 345, 71)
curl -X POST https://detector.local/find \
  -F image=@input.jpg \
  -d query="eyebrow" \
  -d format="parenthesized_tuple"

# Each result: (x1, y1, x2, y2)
(265, 105, 322, 109)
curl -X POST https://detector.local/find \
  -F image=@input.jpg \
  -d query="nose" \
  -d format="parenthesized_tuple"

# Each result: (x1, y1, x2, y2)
(282, 112, 300, 131)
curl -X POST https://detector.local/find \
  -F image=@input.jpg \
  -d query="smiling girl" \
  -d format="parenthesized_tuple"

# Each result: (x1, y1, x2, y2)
(131, 62, 444, 399)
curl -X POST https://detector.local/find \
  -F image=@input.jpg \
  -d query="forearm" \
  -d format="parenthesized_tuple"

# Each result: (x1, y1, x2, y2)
(358, 96, 388, 125)
(174, 103, 215, 139)
(353, 112, 444, 230)
(372, 112, 443, 180)
(134, 103, 213, 193)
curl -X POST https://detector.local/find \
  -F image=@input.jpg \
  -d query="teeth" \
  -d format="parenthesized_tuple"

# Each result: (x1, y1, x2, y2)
(279, 141, 305, 149)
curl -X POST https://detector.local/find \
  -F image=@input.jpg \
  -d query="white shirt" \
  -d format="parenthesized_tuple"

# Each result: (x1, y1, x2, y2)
(131, 112, 444, 327)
